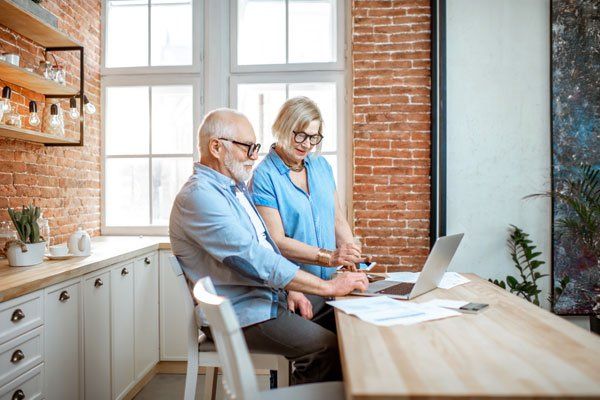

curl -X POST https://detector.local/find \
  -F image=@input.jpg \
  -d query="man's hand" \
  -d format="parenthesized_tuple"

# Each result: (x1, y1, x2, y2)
(287, 290, 313, 320)
(326, 272, 369, 297)
(331, 243, 365, 271)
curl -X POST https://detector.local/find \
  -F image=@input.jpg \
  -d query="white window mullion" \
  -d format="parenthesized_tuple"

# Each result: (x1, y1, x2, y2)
(148, 86, 153, 226)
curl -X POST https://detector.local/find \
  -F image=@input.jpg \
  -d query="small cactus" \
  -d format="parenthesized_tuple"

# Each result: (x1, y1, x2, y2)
(7, 205, 44, 244)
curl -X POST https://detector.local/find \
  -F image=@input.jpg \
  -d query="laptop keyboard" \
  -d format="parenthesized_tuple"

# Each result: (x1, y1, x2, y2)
(377, 282, 415, 296)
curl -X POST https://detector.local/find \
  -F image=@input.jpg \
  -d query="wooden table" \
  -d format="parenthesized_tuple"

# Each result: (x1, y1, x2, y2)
(335, 274, 600, 399)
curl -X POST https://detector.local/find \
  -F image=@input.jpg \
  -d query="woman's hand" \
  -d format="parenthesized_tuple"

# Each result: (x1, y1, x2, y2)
(287, 290, 313, 320)
(331, 242, 365, 271)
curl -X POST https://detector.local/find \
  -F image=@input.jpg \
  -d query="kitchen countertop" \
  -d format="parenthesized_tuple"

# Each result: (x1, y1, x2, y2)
(0, 236, 171, 303)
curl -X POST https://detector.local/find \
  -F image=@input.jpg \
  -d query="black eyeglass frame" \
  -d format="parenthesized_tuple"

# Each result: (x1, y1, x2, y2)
(218, 138, 261, 158)
(292, 131, 324, 146)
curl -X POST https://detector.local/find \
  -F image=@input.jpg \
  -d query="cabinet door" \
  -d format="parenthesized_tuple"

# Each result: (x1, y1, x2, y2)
(45, 279, 81, 400)
(134, 252, 159, 379)
(83, 271, 111, 400)
(159, 250, 187, 360)
(111, 262, 135, 400)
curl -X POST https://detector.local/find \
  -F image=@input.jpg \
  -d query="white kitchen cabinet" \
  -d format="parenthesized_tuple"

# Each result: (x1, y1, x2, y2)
(111, 261, 135, 400)
(83, 270, 111, 400)
(134, 252, 159, 379)
(159, 250, 187, 360)
(44, 278, 82, 400)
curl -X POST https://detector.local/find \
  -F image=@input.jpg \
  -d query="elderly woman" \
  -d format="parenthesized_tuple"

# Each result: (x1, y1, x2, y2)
(250, 96, 365, 320)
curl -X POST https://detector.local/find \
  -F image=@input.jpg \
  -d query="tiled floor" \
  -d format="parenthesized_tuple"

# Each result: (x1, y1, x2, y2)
(134, 373, 271, 400)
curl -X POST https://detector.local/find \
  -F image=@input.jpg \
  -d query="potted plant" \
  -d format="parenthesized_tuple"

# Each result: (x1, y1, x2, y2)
(4, 205, 46, 267)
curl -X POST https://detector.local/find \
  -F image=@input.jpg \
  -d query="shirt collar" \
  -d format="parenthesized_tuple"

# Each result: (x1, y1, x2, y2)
(194, 162, 243, 191)
(267, 144, 312, 175)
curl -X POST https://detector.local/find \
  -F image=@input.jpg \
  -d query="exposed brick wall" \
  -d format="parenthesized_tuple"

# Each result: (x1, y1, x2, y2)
(0, 0, 101, 244)
(352, 0, 431, 272)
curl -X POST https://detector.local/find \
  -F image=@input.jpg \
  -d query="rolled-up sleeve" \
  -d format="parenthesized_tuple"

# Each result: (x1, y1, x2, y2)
(177, 185, 298, 289)
(249, 168, 278, 209)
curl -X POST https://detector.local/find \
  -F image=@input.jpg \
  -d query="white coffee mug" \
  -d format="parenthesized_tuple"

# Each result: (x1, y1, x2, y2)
(49, 244, 68, 256)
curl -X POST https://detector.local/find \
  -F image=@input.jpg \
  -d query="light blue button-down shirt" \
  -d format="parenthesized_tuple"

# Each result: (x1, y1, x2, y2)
(169, 163, 299, 328)
(250, 146, 337, 280)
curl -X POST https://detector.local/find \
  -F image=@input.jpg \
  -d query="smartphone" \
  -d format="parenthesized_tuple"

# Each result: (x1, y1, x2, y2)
(360, 261, 377, 271)
(458, 302, 489, 313)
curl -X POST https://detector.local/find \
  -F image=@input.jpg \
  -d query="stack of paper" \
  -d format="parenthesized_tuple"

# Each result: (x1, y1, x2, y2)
(327, 296, 461, 327)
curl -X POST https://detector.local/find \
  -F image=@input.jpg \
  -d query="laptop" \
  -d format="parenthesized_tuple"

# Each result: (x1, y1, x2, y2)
(353, 233, 464, 300)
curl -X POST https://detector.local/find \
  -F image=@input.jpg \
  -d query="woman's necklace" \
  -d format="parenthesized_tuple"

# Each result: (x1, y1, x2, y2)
(283, 159, 305, 172)
(275, 145, 305, 172)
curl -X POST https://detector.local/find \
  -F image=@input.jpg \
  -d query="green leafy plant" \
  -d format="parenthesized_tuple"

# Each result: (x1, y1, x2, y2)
(7, 205, 44, 244)
(490, 225, 547, 306)
(527, 164, 600, 260)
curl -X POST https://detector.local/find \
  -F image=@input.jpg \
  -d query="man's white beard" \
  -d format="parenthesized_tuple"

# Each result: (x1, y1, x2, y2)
(224, 151, 253, 182)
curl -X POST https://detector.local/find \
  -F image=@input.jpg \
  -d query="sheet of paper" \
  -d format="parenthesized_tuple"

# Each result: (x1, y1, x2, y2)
(327, 295, 400, 315)
(438, 272, 470, 289)
(327, 296, 462, 326)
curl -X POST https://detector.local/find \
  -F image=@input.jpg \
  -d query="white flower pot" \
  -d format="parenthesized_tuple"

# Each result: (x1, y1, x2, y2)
(6, 242, 46, 267)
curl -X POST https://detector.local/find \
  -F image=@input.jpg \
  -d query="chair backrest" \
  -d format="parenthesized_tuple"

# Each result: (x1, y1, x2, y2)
(193, 277, 260, 400)
(168, 255, 202, 354)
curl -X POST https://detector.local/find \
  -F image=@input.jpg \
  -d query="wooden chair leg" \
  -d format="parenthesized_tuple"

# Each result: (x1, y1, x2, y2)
(277, 357, 290, 388)
(203, 367, 218, 400)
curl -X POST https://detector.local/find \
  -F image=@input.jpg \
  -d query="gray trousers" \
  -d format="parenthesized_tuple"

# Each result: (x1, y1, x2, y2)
(205, 293, 341, 385)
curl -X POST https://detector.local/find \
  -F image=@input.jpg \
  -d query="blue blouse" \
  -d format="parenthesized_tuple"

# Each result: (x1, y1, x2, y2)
(250, 146, 337, 279)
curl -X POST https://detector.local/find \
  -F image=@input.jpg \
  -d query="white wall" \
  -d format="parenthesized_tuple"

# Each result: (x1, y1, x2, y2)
(446, 0, 552, 308)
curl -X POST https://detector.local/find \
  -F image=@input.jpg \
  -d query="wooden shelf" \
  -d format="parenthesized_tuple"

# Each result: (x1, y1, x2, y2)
(0, 0, 81, 48)
(0, 60, 78, 95)
(0, 124, 80, 145)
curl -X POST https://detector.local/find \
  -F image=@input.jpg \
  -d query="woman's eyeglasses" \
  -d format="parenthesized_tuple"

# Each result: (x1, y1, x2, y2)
(293, 131, 323, 146)
(218, 138, 261, 158)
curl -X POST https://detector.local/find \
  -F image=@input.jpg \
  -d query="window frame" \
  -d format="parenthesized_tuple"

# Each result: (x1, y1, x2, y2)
(101, 0, 203, 75)
(101, 74, 202, 235)
(230, 0, 345, 73)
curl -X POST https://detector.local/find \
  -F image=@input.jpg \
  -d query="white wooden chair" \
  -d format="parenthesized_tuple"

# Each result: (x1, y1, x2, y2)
(169, 256, 290, 400)
(192, 276, 345, 400)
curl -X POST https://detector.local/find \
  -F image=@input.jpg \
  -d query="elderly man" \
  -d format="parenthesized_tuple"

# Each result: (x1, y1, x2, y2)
(169, 108, 369, 384)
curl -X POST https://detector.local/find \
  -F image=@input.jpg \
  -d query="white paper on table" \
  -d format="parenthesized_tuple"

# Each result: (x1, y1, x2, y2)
(375, 304, 461, 326)
(385, 271, 470, 289)
(422, 299, 468, 309)
(438, 272, 470, 289)
(327, 296, 462, 326)
(327, 295, 401, 315)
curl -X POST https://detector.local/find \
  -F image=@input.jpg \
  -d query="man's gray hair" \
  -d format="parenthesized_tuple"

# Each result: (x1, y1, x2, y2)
(198, 108, 246, 153)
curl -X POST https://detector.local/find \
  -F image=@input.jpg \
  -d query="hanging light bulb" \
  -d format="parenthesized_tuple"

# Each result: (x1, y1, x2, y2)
(28, 101, 41, 127)
(83, 94, 96, 115)
(49, 104, 61, 128)
(1, 86, 12, 113)
(68, 96, 80, 120)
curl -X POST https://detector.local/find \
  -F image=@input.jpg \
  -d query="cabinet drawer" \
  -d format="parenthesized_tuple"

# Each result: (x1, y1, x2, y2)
(0, 292, 43, 345)
(0, 327, 43, 387)
(0, 363, 43, 400)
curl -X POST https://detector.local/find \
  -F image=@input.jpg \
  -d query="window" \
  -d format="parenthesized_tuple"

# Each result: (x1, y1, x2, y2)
(104, 0, 195, 68)
(101, 0, 348, 233)
(231, 0, 347, 191)
(102, 0, 202, 234)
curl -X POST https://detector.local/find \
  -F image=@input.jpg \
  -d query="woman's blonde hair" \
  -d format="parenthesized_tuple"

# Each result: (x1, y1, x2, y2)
(272, 96, 324, 153)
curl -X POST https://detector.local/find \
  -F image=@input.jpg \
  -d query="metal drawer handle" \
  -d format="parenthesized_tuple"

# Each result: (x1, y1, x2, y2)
(11, 349, 25, 364)
(12, 389, 25, 400)
(94, 278, 104, 288)
(144, 257, 151, 265)
(121, 267, 129, 276)
(59, 290, 70, 302)
(11, 309, 25, 322)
